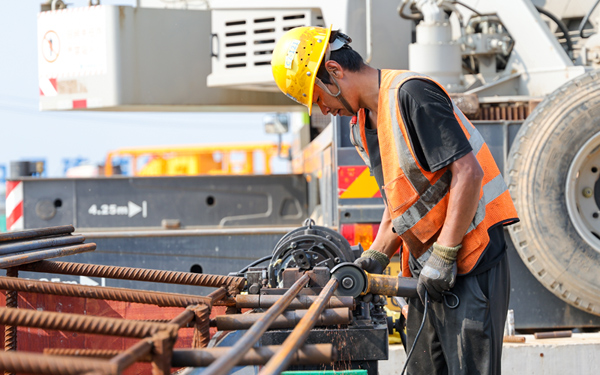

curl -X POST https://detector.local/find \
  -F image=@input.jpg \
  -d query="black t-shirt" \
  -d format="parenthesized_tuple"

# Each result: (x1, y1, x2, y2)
(364, 76, 505, 275)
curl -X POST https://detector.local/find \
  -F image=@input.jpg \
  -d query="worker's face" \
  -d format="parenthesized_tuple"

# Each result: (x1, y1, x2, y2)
(312, 84, 353, 117)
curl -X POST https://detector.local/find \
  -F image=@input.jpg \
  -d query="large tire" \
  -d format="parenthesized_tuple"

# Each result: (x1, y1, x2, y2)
(507, 69, 600, 316)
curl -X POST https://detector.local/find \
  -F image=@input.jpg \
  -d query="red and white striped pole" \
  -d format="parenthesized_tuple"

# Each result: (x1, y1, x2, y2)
(5, 181, 24, 231)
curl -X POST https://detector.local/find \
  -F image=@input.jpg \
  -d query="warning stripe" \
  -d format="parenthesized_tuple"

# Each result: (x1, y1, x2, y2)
(39, 78, 58, 97)
(6, 181, 24, 231)
(338, 166, 382, 199)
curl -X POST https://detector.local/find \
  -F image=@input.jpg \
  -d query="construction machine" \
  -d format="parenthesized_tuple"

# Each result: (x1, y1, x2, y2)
(22, 0, 600, 331)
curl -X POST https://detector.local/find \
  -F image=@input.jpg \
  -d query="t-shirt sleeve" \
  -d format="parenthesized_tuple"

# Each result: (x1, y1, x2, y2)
(398, 79, 472, 172)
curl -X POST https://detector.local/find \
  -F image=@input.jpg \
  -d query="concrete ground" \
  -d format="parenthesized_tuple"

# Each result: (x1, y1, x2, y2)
(379, 332, 600, 374)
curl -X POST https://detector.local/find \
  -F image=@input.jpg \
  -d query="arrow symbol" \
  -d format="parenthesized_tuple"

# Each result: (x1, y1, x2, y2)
(80, 276, 99, 286)
(128, 201, 142, 217)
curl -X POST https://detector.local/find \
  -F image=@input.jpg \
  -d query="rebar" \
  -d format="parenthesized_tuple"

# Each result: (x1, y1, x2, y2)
(235, 294, 355, 310)
(0, 351, 117, 375)
(0, 307, 179, 339)
(151, 330, 174, 375)
(0, 276, 212, 307)
(191, 305, 211, 349)
(109, 338, 154, 372)
(43, 348, 152, 362)
(4, 268, 17, 375)
(17, 260, 245, 291)
(202, 273, 312, 375)
(214, 307, 352, 331)
(0, 235, 85, 256)
(0, 225, 74, 243)
(0, 243, 96, 269)
(43, 344, 336, 367)
(108, 307, 201, 372)
(260, 278, 339, 375)
(206, 287, 227, 303)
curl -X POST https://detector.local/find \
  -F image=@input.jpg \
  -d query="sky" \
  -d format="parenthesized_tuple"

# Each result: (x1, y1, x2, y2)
(0, 0, 289, 182)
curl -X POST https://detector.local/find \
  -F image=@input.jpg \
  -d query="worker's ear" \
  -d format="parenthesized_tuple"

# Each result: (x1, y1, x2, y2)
(325, 60, 344, 79)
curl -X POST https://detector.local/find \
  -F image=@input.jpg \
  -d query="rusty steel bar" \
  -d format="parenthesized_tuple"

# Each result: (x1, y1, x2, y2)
(206, 287, 227, 303)
(108, 306, 199, 372)
(0, 276, 212, 307)
(43, 344, 336, 367)
(214, 307, 352, 331)
(202, 273, 312, 375)
(260, 278, 339, 375)
(109, 338, 154, 372)
(4, 268, 17, 375)
(0, 243, 96, 269)
(0, 225, 74, 243)
(43, 348, 152, 362)
(0, 235, 85, 256)
(151, 330, 174, 375)
(0, 307, 179, 339)
(191, 305, 211, 349)
(0, 351, 117, 375)
(235, 294, 355, 310)
(17, 260, 246, 291)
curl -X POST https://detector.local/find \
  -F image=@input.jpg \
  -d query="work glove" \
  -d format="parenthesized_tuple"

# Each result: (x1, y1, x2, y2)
(416, 242, 461, 303)
(354, 250, 390, 303)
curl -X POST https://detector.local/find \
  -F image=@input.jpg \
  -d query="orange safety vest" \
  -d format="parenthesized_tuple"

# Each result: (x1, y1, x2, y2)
(350, 70, 518, 276)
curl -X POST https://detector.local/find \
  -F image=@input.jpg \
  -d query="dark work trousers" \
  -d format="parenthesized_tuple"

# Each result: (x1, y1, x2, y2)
(405, 252, 510, 375)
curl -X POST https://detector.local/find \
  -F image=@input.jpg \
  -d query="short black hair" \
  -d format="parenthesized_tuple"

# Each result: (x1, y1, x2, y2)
(316, 30, 365, 85)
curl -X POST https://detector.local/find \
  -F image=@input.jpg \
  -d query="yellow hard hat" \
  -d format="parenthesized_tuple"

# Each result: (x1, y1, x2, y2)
(271, 25, 332, 115)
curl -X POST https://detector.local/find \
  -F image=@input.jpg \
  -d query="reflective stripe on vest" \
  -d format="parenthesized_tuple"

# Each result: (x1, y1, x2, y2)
(353, 70, 518, 275)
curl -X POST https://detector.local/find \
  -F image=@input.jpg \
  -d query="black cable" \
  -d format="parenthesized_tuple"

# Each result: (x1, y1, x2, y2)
(535, 6, 574, 58)
(579, 0, 600, 39)
(401, 290, 429, 375)
(237, 254, 273, 274)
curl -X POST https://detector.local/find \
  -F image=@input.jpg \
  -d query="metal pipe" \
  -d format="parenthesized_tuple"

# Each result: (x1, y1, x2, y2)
(0, 307, 179, 339)
(214, 308, 352, 331)
(235, 294, 354, 310)
(365, 0, 373, 64)
(173, 344, 335, 367)
(0, 235, 85, 256)
(0, 243, 96, 269)
(44, 344, 336, 367)
(17, 260, 246, 291)
(0, 351, 117, 375)
(202, 273, 311, 375)
(0, 225, 74, 243)
(260, 278, 339, 375)
(0, 276, 213, 307)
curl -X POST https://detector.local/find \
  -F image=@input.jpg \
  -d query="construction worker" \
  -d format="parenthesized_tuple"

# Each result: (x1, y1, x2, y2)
(271, 26, 519, 375)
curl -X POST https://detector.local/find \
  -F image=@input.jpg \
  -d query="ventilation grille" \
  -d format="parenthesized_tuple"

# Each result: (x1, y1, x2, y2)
(209, 9, 325, 88)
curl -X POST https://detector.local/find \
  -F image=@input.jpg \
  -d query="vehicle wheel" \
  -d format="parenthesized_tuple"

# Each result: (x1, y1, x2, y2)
(507, 69, 600, 315)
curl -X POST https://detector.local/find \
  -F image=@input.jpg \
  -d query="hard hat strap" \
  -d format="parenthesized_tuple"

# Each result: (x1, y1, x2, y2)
(316, 75, 356, 115)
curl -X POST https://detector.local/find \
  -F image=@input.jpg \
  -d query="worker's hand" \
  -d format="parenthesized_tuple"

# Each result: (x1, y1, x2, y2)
(417, 243, 461, 303)
(354, 249, 390, 275)
(354, 250, 390, 303)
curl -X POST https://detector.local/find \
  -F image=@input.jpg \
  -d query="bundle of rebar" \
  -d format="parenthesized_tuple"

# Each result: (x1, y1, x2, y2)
(0, 225, 96, 269)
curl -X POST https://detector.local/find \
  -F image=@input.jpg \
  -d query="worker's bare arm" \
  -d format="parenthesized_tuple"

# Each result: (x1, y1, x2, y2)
(436, 151, 483, 248)
(370, 205, 403, 259)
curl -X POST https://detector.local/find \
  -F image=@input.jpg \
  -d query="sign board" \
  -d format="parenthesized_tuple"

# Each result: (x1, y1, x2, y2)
(38, 6, 108, 79)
